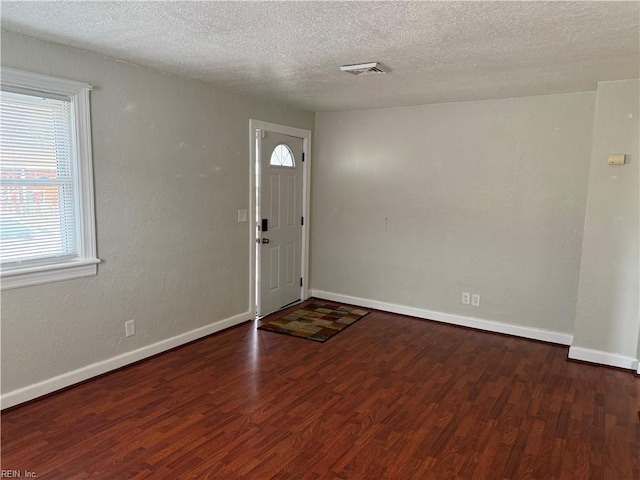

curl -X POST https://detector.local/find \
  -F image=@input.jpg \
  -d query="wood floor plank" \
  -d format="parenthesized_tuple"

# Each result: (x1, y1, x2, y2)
(2, 300, 639, 479)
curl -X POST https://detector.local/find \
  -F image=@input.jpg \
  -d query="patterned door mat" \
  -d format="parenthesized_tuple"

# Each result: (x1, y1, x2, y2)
(257, 303, 370, 342)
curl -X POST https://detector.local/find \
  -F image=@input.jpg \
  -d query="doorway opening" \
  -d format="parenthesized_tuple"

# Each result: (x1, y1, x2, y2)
(249, 120, 311, 319)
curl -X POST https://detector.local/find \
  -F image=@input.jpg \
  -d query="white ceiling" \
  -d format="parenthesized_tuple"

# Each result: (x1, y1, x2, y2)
(2, 1, 639, 112)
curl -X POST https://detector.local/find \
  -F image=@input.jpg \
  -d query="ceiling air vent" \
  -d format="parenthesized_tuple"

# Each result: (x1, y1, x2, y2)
(340, 62, 388, 76)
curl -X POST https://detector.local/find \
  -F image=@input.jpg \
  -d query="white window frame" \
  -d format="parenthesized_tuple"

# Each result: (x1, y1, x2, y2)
(1, 68, 100, 289)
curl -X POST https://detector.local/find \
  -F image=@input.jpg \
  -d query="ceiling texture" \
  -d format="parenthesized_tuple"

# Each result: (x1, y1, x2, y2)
(1, 1, 639, 112)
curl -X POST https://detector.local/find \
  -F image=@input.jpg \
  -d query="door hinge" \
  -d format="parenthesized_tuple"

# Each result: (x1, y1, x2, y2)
(300, 278, 303, 287)
(301, 152, 305, 162)
(301, 216, 304, 226)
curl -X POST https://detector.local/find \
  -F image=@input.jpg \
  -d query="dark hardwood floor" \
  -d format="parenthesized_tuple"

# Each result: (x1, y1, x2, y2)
(2, 300, 639, 479)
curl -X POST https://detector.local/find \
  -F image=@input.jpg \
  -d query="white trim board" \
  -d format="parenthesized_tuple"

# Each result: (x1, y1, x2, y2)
(310, 290, 573, 346)
(568, 346, 639, 371)
(1, 311, 251, 409)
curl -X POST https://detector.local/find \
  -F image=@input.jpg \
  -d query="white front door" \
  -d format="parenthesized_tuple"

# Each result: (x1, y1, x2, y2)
(257, 131, 304, 316)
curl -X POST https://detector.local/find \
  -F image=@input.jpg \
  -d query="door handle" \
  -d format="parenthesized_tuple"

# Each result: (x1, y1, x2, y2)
(261, 238, 270, 244)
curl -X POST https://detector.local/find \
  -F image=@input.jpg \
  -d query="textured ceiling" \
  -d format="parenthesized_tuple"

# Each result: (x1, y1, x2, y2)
(2, 1, 639, 112)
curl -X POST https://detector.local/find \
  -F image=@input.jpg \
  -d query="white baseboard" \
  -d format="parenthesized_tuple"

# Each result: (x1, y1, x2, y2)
(311, 290, 573, 346)
(568, 346, 639, 371)
(1, 311, 252, 409)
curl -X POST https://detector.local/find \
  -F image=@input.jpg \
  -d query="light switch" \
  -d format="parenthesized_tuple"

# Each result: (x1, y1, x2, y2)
(608, 154, 626, 165)
(237, 209, 248, 223)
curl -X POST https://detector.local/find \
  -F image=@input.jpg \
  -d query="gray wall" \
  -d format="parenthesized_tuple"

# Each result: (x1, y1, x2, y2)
(0, 31, 314, 396)
(312, 93, 596, 335)
(3, 31, 638, 404)
(572, 80, 640, 361)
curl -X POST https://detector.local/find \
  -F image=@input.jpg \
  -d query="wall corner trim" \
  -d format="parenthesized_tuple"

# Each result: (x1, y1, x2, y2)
(1, 311, 252, 409)
(310, 289, 573, 346)
(568, 346, 639, 371)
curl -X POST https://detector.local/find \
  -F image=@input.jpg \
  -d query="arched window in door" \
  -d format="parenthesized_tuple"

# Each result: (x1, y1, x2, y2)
(270, 144, 295, 167)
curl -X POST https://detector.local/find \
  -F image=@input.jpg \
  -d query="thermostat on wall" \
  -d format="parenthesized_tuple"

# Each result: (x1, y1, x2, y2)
(608, 154, 626, 165)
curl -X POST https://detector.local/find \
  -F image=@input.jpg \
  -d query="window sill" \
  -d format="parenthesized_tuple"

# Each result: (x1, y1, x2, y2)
(1, 258, 101, 290)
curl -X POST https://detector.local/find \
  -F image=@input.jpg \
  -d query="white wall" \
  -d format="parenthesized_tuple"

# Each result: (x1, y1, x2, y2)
(0, 31, 314, 406)
(571, 80, 640, 369)
(311, 93, 596, 340)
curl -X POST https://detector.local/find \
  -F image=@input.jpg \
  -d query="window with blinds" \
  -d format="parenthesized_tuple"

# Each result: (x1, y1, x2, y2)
(1, 68, 99, 289)
(1, 91, 78, 265)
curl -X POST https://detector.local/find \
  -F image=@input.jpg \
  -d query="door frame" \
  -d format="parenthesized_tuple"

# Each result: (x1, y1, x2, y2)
(249, 119, 312, 318)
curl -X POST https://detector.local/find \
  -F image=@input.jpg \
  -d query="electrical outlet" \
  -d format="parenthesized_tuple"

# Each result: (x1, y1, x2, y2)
(125, 319, 136, 337)
(462, 292, 470, 305)
(471, 294, 481, 307)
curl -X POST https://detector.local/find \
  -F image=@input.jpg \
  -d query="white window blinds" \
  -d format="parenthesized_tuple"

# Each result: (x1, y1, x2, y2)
(0, 68, 98, 290)
(1, 90, 78, 266)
